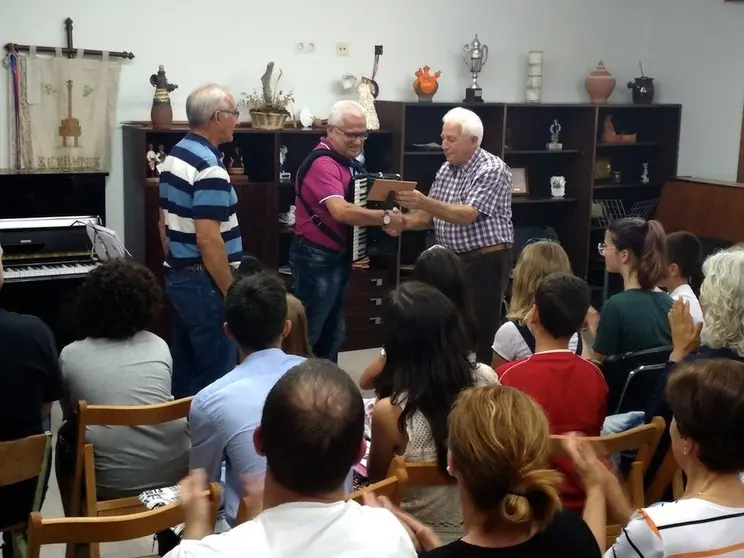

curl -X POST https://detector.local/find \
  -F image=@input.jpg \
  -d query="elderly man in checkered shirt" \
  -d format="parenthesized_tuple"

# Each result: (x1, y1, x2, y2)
(394, 107, 514, 363)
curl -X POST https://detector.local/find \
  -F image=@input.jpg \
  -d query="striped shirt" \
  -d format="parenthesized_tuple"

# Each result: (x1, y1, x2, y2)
(158, 133, 242, 269)
(608, 498, 744, 557)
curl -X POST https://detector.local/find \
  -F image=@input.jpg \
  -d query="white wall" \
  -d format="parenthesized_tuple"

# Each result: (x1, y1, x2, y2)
(0, 0, 649, 236)
(645, 0, 744, 181)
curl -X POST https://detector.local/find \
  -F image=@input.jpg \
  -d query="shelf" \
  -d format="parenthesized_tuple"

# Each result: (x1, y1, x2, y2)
(512, 196, 577, 205)
(593, 181, 658, 190)
(403, 150, 445, 156)
(596, 141, 659, 148)
(504, 149, 582, 155)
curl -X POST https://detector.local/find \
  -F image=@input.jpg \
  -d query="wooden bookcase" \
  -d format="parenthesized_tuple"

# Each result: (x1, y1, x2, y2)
(121, 123, 401, 350)
(376, 102, 681, 306)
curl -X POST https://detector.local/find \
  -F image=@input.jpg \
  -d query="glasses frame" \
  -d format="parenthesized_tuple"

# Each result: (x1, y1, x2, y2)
(333, 126, 369, 141)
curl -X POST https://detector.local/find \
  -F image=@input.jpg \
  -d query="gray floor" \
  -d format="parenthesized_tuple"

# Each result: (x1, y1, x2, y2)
(37, 348, 379, 558)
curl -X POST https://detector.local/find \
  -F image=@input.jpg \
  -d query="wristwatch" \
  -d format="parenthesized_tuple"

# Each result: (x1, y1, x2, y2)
(382, 209, 391, 226)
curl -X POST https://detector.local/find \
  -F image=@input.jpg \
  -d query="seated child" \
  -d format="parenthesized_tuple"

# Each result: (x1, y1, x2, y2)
(497, 272, 608, 512)
(663, 231, 704, 326)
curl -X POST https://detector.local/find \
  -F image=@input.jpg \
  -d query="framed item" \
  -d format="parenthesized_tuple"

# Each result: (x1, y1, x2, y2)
(511, 168, 529, 196)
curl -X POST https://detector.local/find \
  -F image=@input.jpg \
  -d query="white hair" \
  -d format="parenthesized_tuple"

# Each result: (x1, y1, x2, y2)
(328, 100, 366, 127)
(700, 245, 744, 357)
(186, 84, 234, 128)
(443, 107, 483, 147)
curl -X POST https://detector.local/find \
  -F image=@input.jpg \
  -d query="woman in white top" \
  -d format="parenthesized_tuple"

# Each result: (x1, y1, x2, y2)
(661, 231, 704, 326)
(565, 358, 744, 557)
(367, 281, 498, 542)
(492, 240, 581, 369)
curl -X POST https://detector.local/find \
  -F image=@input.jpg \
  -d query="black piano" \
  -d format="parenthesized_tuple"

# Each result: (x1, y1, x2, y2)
(0, 170, 107, 350)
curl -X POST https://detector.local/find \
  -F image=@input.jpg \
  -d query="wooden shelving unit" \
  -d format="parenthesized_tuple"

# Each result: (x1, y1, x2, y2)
(376, 101, 681, 307)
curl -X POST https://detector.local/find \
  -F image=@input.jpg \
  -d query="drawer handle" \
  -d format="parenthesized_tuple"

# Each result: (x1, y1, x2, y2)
(370, 317, 382, 325)
(370, 278, 383, 287)
(369, 297, 382, 306)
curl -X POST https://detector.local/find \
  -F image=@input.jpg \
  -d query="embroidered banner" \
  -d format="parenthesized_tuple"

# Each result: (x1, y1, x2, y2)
(5, 47, 121, 171)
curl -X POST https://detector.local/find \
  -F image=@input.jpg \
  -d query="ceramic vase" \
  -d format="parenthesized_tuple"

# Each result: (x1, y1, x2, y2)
(627, 77, 655, 104)
(526, 51, 543, 103)
(151, 91, 173, 128)
(585, 61, 616, 104)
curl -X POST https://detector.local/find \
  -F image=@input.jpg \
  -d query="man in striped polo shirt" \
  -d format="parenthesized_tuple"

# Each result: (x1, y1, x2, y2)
(158, 83, 242, 398)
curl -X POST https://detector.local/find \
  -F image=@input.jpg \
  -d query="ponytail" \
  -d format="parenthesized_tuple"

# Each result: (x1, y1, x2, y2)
(637, 220, 667, 290)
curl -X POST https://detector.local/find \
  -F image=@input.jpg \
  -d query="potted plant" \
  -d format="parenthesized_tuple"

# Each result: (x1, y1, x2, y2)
(241, 62, 294, 130)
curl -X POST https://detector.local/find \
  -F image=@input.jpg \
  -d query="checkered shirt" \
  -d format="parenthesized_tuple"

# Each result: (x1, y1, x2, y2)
(429, 148, 514, 253)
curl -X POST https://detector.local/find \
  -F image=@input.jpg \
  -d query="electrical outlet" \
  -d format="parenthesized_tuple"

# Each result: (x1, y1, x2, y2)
(336, 42, 349, 57)
(295, 42, 316, 54)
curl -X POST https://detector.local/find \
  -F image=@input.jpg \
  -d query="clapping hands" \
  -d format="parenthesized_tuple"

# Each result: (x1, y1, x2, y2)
(668, 298, 702, 361)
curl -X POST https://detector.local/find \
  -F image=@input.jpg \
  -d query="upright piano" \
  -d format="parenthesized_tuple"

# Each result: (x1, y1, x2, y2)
(0, 170, 107, 350)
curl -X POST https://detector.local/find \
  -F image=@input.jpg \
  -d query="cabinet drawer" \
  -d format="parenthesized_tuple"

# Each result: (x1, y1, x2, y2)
(349, 269, 393, 296)
(342, 316, 385, 351)
(347, 293, 385, 313)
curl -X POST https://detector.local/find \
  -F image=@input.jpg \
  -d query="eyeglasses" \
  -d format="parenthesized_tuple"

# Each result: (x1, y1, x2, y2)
(597, 242, 613, 255)
(215, 109, 240, 119)
(334, 126, 369, 141)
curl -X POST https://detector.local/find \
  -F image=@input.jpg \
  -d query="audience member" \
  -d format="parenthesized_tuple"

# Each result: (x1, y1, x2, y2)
(590, 218, 671, 361)
(166, 360, 416, 558)
(367, 281, 498, 542)
(662, 231, 704, 326)
(491, 240, 581, 370)
(282, 294, 312, 357)
(189, 272, 304, 525)
(56, 260, 188, 510)
(0, 244, 62, 545)
(497, 273, 607, 512)
(365, 385, 601, 557)
(568, 359, 744, 556)
(360, 244, 478, 390)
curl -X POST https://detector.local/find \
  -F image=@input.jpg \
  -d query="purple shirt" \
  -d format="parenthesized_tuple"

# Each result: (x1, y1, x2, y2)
(294, 139, 352, 251)
(429, 148, 514, 253)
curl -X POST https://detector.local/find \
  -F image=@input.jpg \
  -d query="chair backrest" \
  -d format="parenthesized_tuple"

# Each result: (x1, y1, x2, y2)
(347, 468, 408, 506)
(27, 483, 221, 558)
(552, 416, 666, 509)
(603, 346, 672, 413)
(616, 362, 668, 414)
(386, 455, 455, 486)
(0, 433, 51, 488)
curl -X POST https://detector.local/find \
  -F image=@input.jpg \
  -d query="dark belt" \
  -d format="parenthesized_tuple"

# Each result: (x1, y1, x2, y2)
(170, 263, 239, 274)
(294, 235, 346, 256)
(457, 243, 511, 262)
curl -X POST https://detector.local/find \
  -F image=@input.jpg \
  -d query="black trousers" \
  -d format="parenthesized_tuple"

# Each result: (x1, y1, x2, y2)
(461, 248, 512, 363)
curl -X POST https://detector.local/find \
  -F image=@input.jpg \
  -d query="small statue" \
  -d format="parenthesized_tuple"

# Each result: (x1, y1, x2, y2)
(413, 66, 441, 102)
(279, 145, 291, 183)
(547, 119, 562, 151)
(150, 65, 179, 128)
(228, 146, 244, 176)
(146, 143, 157, 177)
(641, 162, 650, 184)
(550, 176, 566, 198)
(155, 144, 166, 175)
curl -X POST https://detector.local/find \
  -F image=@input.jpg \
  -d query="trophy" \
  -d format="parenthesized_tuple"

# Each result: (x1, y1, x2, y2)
(462, 34, 488, 103)
(279, 145, 291, 184)
(546, 119, 563, 151)
(550, 176, 566, 198)
(641, 162, 650, 184)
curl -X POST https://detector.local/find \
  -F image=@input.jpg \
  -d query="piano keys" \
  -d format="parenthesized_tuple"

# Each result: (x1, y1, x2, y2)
(350, 174, 369, 262)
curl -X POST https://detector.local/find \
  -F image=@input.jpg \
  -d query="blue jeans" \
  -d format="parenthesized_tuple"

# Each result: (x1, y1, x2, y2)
(165, 270, 236, 398)
(289, 237, 350, 363)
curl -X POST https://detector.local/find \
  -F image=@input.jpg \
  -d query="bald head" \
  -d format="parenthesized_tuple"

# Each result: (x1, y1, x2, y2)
(259, 359, 364, 496)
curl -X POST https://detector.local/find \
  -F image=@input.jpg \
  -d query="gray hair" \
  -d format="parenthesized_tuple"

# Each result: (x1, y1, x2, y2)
(700, 245, 744, 357)
(328, 100, 366, 127)
(443, 107, 484, 147)
(186, 84, 234, 128)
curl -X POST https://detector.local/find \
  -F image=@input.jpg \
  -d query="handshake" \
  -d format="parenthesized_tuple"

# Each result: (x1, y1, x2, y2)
(382, 207, 405, 237)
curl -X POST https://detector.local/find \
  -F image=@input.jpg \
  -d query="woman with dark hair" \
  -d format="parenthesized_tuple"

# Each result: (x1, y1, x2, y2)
(589, 217, 672, 361)
(56, 260, 188, 510)
(366, 281, 498, 542)
(359, 245, 485, 391)
(568, 359, 744, 556)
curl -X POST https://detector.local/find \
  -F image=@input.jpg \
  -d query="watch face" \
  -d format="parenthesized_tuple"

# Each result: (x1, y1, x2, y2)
(383, 212, 391, 225)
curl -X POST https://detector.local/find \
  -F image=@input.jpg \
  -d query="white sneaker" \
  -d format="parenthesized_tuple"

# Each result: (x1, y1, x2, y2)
(279, 205, 296, 227)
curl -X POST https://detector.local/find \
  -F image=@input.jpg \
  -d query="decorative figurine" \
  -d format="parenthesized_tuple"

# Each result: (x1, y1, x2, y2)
(229, 146, 244, 176)
(641, 162, 650, 184)
(299, 107, 314, 128)
(601, 115, 637, 144)
(613, 171, 622, 184)
(413, 66, 441, 102)
(547, 119, 563, 151)
(279, 145, 291, 183)
(627, 62, 655, 105)
(146, 143, 157, 177)
(526, 51, 543, 103)
(462, 34, 488, 103)
(550, 176, 566, 198)
(155, 144, 166, 175)
(150, 65, 178, 128)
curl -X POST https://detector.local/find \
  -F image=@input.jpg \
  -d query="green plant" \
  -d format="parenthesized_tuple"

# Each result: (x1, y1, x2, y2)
(241, 61, 294, 115)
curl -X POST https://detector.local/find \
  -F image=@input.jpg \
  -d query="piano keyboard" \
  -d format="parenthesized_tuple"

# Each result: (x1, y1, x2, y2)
(351, 176, 368, 262)
(3, 262, 99, 283)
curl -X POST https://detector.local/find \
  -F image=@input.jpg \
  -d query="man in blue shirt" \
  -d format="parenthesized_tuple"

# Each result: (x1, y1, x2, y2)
(189, 272, 305, 525)
(158, 83, 243, 398)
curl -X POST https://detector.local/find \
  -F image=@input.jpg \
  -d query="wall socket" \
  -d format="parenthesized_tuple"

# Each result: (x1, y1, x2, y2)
(336, 42, 349, 57)
(295, 42, 316, 54)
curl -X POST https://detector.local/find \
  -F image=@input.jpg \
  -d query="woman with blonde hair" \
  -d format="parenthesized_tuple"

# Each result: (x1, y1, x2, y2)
(491, 240, 581, 369)
(365, 385, 600, 556)
(282, 294, 312, 357)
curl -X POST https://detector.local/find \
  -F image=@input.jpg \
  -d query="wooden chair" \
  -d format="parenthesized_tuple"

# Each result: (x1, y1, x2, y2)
(551, 416, 666, 550)
(385, 455, 456, 486)
(646, 448, 686, 504)
(66, 398, 192, 558)
(28, 483, 221, 558)
(0, 432, 52, 558)
(234, 468, 410, 526)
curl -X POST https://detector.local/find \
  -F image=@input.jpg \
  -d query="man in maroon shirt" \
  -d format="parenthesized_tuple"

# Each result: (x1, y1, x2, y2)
(497, 272, 607, 512)
(290, 100, 403, 362)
